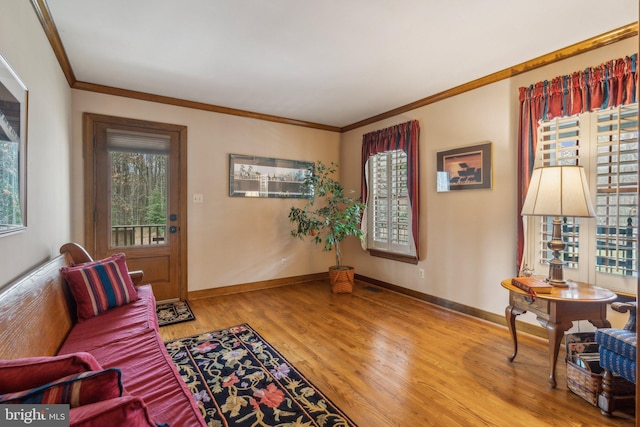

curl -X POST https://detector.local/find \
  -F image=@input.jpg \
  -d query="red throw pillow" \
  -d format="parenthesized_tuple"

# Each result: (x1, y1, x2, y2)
(69, 395, 166, 427)
(0, 352, 103, 394)
(0, 368, 123, 407)
(61, 253, 139, 321)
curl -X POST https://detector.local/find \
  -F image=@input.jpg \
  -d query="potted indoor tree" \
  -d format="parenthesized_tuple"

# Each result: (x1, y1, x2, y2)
(289, 161, 366, 293)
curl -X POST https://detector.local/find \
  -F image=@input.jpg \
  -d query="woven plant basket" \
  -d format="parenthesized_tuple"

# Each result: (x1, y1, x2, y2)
(566, 360, 636, 406)
(328, 266, 354, 294)
(566, 360, 601, 406)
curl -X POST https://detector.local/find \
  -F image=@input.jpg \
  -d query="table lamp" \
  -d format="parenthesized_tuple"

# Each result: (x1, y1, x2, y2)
(520, 165, 596, 286)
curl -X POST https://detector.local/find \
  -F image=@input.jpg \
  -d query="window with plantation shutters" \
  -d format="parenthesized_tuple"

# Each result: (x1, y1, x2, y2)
(594, 105, 638, 277)
(529, 104, 638, 294)
(367, 149, 414, 256)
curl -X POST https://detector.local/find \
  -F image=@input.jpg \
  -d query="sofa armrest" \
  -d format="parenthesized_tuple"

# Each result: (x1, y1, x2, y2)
(60, 243, 145, 286)
(129, 270, 144, 286)
(60, 242, 94, 264)
(611, 301, 636, 331)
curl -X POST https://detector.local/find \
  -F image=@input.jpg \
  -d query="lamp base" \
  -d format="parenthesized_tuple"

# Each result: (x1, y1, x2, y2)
(547, 268, 569, 288)
(547, 217, 569, 288)
(547, 277, 569, 288)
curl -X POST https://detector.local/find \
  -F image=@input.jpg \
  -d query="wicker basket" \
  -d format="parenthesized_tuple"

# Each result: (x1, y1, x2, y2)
(328, 266, 354, 294)
(565, 332, 635, 406)
(567, 360, 636, 405)
(566, 360, 601, 406)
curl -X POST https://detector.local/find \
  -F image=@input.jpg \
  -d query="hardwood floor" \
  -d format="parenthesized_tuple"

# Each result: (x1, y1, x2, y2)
(159, 280, 635, 426)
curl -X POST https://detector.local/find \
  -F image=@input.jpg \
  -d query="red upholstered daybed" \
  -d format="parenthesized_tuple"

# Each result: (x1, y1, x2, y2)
(0, 243, 206, 426)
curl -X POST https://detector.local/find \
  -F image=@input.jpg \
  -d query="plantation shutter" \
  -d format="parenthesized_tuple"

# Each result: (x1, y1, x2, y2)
(371, 153, 389, 243)
(370, 150, 412, 252)
(537, 116, 580, 167)
(537, 116, 582, 269)
(390, 150, 409, 245)
(594, 104, 639, 276)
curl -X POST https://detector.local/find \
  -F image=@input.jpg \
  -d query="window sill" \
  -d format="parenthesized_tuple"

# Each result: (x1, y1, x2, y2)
(368, 249, 418, 265)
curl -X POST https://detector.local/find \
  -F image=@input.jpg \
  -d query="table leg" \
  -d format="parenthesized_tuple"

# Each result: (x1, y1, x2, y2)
(505, 304, 525, 362)
(543, 319, 573, 389)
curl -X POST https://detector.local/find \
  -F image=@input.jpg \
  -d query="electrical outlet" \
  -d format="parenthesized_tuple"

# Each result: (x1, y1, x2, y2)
(281, 258, 287, 266)
(193, 193, 204, 203)
(418, 268, 425, 279)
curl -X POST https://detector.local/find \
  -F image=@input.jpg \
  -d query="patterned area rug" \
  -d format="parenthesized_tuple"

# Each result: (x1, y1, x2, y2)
(164, 324, 357, 426)
(156, 300, 196, 326)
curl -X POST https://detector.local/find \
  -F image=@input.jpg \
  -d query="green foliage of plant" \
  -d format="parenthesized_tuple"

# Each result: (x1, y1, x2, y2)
(289, 161, 365, 269)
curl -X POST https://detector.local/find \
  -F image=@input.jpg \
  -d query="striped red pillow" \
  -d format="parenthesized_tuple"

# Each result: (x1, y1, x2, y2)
(0, 368, 123, 407)
(0, 352, 103, 394)
(61, 253, 139, 321)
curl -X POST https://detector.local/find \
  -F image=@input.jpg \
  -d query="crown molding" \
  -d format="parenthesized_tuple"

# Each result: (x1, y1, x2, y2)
(72, 80, 342, 132)
(31, 0, 76, 86)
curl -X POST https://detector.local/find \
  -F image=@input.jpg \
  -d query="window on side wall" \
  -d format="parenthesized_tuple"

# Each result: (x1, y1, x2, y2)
(365, 149, 417, 261)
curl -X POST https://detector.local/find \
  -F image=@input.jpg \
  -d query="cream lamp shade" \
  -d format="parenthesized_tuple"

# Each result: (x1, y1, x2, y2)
(521, 165, 595, 218)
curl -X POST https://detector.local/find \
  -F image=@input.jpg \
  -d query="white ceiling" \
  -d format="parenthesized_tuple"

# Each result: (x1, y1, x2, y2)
(46, 0, 638, 128)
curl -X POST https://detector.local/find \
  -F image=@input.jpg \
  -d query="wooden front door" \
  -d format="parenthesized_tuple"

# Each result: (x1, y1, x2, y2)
(83, 113, 187, 302)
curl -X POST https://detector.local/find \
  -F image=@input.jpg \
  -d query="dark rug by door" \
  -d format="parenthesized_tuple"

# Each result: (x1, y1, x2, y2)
(164, 324, 357, 426)
(156, 300, 196, 326)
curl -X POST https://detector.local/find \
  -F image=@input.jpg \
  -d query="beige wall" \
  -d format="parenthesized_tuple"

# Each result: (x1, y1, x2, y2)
(71, 91, 340, 291)
(340, 36, 638, 328)
(0, 0, 73, 287)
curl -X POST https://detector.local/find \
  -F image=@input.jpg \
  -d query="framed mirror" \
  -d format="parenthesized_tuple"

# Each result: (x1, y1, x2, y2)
(0, 53, 28, 235)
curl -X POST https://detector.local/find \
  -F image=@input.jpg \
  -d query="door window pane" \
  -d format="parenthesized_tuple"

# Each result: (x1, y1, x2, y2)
(108, 130, 169, 247)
